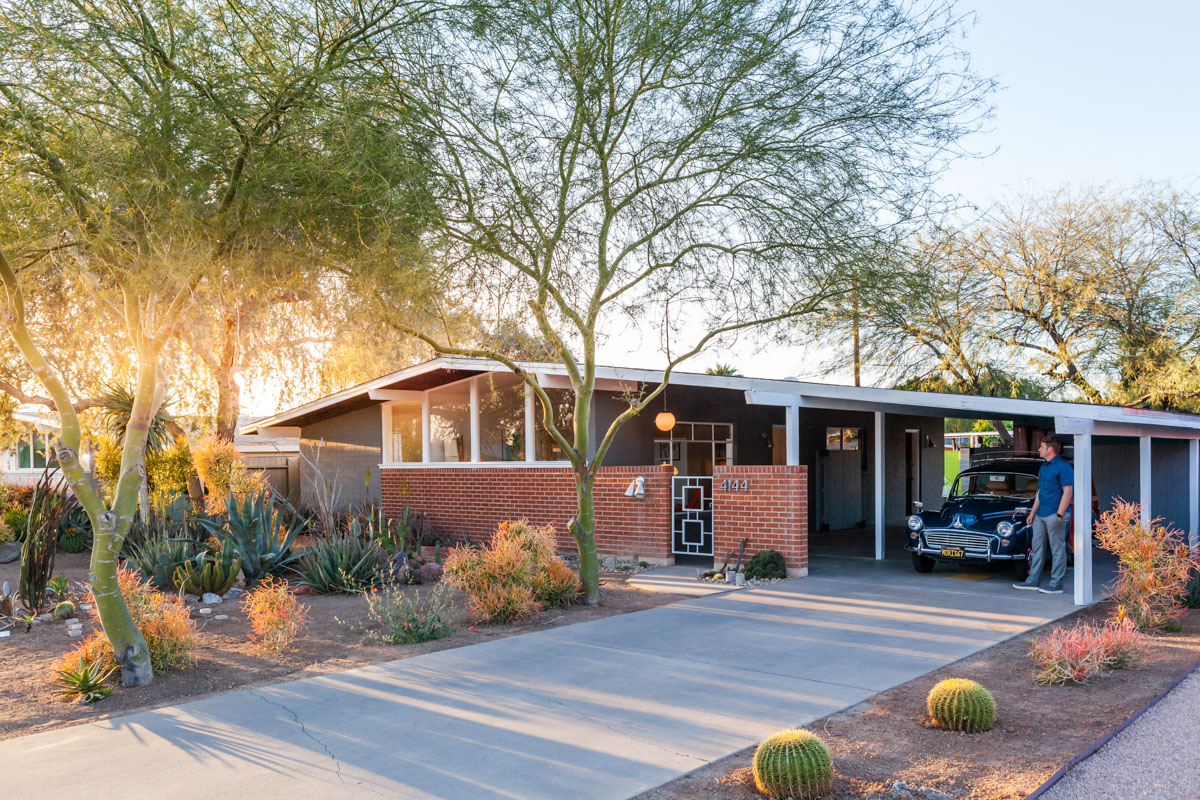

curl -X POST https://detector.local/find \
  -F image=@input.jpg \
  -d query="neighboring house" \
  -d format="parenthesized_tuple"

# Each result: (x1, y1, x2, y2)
(0, 410, 64, 487)
(241, 356, 1200, 605)
(234, 417, 300, 504)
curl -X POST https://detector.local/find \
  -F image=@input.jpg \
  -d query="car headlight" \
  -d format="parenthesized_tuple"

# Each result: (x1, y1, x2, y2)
(996, 520, 1014, 536)
(907, 515, 924, 531)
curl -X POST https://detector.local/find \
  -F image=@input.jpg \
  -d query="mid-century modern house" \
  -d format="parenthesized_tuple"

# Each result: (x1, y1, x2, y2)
(240, 356, 1200, 605)
(0, 410, 65, 487)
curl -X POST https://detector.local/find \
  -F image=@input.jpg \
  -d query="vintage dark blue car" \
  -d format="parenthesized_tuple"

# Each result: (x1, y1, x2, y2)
(906, 457, 1071, 578)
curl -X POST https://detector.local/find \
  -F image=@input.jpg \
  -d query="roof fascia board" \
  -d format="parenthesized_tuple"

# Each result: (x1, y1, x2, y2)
(1057, 416, 1200, 439)
(367, 389, 426, 402)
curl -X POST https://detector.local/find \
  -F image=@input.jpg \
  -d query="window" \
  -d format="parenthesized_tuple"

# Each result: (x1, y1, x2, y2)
(388, 402, 422, 463)
(478, 373, 526, 461)
(429, 384, 472, 462)
(11, 429, 54, 470)
(826, 427, 861, 451)
(535, 389, 575, 461)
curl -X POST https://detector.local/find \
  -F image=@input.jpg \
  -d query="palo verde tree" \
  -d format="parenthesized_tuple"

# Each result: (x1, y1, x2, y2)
(0, 0, 431, 685)
(375, 0, 992, 602)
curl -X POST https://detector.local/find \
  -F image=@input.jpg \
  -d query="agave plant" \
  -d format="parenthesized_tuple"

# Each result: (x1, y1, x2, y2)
(295, 536, 382, 593)
(127, 534, 197, 590)
(199, 490, 305, 585)
(51, 657, 116, 704)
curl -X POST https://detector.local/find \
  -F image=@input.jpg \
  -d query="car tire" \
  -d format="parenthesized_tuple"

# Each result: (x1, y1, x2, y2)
(912, 552, 936, 573)
(1012, 559, 1029, 582)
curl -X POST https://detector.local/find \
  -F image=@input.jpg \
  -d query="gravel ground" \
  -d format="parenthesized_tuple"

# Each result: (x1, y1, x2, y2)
(1044, 668, 1200, 800)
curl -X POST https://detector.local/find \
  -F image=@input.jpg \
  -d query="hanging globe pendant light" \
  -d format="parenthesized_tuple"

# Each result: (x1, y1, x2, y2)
(655, 411, 676, 432)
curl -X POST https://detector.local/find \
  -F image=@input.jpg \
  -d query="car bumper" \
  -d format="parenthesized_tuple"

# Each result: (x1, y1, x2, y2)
(905, 541, 1026, 562)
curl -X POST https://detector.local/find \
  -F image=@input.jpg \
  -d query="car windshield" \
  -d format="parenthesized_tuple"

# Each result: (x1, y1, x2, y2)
(951, 472, 1039, 499)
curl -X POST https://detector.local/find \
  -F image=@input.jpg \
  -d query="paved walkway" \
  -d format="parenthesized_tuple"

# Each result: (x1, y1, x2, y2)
(1, 557, 1092, 798)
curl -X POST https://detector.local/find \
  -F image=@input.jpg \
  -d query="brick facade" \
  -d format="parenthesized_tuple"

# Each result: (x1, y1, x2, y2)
(712, 465, 808, 577)
(381, 464, 675, 561)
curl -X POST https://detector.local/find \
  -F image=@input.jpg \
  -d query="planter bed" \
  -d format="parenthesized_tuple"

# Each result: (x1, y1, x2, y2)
(637, 603, 1200, 800)
(0, 551, 686, 742)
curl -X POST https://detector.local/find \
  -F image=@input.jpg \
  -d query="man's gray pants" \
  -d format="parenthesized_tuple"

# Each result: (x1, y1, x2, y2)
(1028, 514, 1067, 588)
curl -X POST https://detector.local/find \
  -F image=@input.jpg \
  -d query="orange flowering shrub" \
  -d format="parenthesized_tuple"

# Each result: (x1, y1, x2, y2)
(1094, 501, 1192, 629)
(443, 520, 579, 623)
(242, 575, 309, 652)
(1029, 617, 1145, 685)
(57, 565, 196, 677)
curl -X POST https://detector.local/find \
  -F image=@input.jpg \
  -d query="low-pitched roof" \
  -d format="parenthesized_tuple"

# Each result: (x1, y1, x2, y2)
(239, 356, 1200, 439)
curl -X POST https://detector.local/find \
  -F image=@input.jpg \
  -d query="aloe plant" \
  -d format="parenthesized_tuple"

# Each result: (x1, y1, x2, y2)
(199, 490, 305, 585)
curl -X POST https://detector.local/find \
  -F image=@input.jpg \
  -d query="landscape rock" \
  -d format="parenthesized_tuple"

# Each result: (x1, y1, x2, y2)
(67, 629, 82, 638)
(198, 608, 212, 616)
(0, 630, 10, 638)
(222, 588, 245, 599)
(183, 594, 200, 604)
(214, 614, 229, 620)
(288, 584, 316, 595)
(201, 592, 222, 605)
(601, 556, 618, 572)
(0, 543, 19, 564)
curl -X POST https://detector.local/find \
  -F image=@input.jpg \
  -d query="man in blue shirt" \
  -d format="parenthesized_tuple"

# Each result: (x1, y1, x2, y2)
(1013, 434, 1074, 594)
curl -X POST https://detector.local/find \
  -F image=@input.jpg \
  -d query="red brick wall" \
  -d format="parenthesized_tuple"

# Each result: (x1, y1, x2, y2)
(380, 464, 674, 560)
(713, 465, 808, 577)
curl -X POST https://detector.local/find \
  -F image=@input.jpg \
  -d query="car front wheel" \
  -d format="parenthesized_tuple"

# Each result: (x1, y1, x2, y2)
(912, 552, 936, 573)
(1012, 558, 1029, 582)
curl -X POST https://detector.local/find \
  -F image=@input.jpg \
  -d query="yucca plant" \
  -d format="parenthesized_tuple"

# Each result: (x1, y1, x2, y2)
(51, 657, 116, 704)
(199, 490, 305, 585)
(296, 536, 382, 593)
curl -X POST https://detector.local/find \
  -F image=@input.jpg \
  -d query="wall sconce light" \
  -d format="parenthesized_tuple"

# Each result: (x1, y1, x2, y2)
(624, 476, 646, 498)
(654, 411, 676, 432)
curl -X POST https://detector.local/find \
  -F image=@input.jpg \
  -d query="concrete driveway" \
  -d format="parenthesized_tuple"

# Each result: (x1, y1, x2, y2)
(0, 560, 1093, 798)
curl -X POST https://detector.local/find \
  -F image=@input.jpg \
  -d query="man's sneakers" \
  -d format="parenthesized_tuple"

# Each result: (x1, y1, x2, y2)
(1012, 582, 1040, 590)
(1039, 586, 1064, 594)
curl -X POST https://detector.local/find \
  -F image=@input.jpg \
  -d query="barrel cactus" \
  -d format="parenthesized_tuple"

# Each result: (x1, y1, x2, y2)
(752, 729, 833, 799)
(58, 527, 90, 554)
(927, 678, 996, 733)
(53, 600, 76, 620)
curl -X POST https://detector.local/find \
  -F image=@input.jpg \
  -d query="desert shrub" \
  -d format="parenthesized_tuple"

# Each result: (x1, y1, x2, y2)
(242, 575, 309, 652)
(1, 482, 35, 511)
(926, 678, 996, 732)
(0, 517, 12, 545)
(295, 536, 382, 593)
(3, 507, 28, 541)
(469, 581, 541, 624)
(361, 580, 454, 644)
(1029, 617, 1145, 685)
(494, 520, 557, 565)
(745, 549, 787, 581)
(192, 434, 269, 515)
(442, 521, 580, 624)
(1094, 501, 1192, 629)
(65, 565, 197, 675)
(533, 559, 583, 608)
(752, 729, 833, 800)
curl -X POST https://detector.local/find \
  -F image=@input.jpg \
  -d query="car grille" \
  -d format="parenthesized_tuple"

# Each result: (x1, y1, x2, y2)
(924, 531, 991, 552)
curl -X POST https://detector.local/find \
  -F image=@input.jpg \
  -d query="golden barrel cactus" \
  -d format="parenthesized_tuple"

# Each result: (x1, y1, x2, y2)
(927, 678, 996, 733)
(752, 728, 833, 799)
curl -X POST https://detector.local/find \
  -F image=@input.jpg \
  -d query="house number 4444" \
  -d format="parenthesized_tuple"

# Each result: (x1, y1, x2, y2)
(719, 479, 750, 492)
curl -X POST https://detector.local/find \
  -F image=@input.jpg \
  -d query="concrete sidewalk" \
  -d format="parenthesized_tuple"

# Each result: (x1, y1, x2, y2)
(0, 562, 1086, 798)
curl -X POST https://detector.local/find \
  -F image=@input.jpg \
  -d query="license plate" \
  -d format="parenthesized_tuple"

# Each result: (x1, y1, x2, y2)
(940, 548, 965, 558)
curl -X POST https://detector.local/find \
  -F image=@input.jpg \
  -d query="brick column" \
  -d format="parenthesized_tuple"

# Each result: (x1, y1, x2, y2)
(712, 465, 808, 577)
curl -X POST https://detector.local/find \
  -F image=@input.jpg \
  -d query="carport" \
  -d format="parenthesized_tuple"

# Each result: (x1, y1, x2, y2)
(747, 385, 1200, 605)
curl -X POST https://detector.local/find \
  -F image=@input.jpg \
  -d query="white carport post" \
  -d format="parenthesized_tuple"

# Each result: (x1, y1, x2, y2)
(1139, 436, 1153, 526)
(420, 394, 431, 462)
(874, 411, 885, 560)
(469, 377, 481, 462)
(525, 383, 537, 463)
(1073, 430, 1094, 606)
(1190, 439, 1199, 550)
(785, 404, 800, 466)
